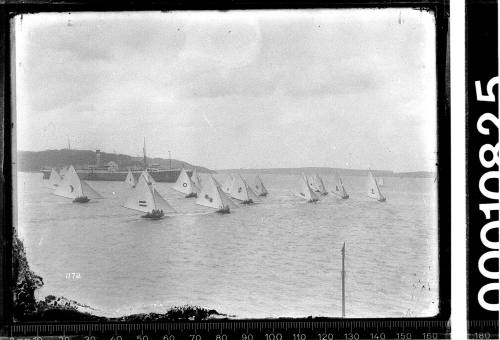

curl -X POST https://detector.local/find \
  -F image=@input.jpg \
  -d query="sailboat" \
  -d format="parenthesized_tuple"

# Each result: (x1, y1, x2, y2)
(297, 174, 319, 203)
(191, 168, 202, 189)
(229, 174, 259, 204)
(367, 170, 386, 202)
(46, 168, 62, 188)
(309, 174, 328, 195)
(222, 174, 234, 194)
(250, 175, 268, 197)
(54, 165, 102, 203)
(196, 175, 237, 213)
(123, 172, 176, 219)
(173, 168, 199, 198)
(332, 173, 349, 199)
(124, 169, 136, 188)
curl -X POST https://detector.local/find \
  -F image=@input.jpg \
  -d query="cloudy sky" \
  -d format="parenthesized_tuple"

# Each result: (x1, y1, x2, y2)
(14, 10, 437, 172)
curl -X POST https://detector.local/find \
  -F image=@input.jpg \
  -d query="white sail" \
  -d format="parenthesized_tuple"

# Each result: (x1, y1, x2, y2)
(332, 174, 349, 199)
(196, 175, 237, 210)
(141, 170, 156, 184)
(59, 166, 68, 178)
(54, 165, 101, 199)
(47, 168, 62, 188)
(222, 174, 234, 194)
(125, 169, 136, 187)
(81, 180, 103, 199)
(377, 178, 384, 187)
(250, 175, 268, 196)
(312, 174, 328, 195)
(297, 174, 319, 202)
(367, 170, 386, 201)
(123, 173, 176, 213)
(307, 175, 319, 192)
(191, 168, 202, 189)
(152, 187, 177, 214)
(173, 168, 198, 195)
(229, 174, 258, 203)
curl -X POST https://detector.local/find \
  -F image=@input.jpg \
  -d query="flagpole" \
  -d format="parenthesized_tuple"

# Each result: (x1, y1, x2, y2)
(342, 242, 346, 318)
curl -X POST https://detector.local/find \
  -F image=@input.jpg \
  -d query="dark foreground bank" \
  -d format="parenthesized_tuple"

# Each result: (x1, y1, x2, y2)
(13, 235, 226, 322)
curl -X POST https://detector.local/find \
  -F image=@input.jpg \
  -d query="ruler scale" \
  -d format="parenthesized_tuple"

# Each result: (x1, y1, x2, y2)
(0, 319, 469, 340)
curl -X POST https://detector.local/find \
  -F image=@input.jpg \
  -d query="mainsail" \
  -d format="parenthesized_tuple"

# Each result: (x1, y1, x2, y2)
(297, 174, 319, 202)
(311, 174, 328, 195)
(367, 170, 386, 202)
(54, 165, 102, 200)
(229, 174, 259, 203)
(47, 168, 62, 188)
(125, 169, 136, 187)
(59, 166, 69, 178)
(173, 168, 199, 196)
(191, 168, 202, 189)
(222, 174, 234, 194)
(250, 175, 268, 197)
(123, 173, 176, 214)
(196, 175, 237, 211)
(141, 170, 156, 184)
(332, 174, 349, 199)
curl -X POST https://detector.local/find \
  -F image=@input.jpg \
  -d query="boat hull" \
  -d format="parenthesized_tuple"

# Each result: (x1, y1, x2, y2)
(41, 169, 183, 183)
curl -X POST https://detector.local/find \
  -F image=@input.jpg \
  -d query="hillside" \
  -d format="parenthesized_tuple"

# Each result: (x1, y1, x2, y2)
(17, 149, 214, 173)
(217, 167, 436, 178)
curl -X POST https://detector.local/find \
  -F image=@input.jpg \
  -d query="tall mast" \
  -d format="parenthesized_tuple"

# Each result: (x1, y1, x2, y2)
(143, 137, 148, 170)
(341, 242, 346, 318)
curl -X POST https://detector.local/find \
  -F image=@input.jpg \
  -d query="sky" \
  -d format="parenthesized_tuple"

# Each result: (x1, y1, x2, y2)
(14, 9, 437, 172)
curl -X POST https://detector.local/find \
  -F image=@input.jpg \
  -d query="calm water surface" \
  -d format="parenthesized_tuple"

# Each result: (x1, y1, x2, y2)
(16, 172, 438, 318)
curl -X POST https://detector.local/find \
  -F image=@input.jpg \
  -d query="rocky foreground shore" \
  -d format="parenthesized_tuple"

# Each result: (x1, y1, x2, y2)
(13, 235, 226, 322)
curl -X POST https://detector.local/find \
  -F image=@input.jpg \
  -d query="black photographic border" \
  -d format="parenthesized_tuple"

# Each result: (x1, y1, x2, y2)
(0, 0, 451, 336)
(465, 0, 499, 336)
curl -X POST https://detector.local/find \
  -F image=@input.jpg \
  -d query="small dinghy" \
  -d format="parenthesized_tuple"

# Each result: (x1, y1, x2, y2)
(250, 175, 268, 197)
(229, 174, 259, 204)
(309, 174, 328, 196)
(54, 165, 102, 203)
(367, 170, 386, 202)
(332, 173, 349, 199)
(297, 174, 319, 203)
(46, 168, 62, 189)
(173, 168, 199, 198)
(124, 169, 136, 188)
(196, 175, 237, 214)
(123, 172, 176, 219)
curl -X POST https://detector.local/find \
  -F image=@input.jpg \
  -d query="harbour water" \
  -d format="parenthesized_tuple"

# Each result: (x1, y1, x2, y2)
(16, 172, 438, 318)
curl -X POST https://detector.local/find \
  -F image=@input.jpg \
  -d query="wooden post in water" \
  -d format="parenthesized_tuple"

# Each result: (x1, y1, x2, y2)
(341, 242, 346, 318)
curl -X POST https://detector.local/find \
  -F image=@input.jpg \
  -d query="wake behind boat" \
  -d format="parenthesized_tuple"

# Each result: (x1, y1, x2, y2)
(54, 165, 103, 203)
(123, 171, 177, 219)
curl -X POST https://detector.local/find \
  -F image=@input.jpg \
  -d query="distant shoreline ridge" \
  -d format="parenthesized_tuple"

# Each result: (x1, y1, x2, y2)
(216, 168, 436, 178)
